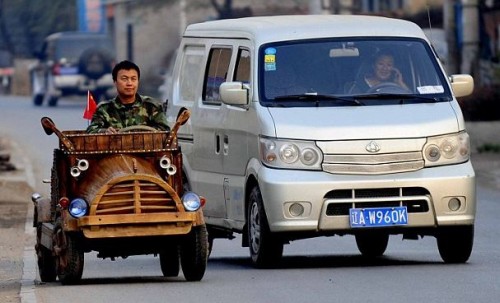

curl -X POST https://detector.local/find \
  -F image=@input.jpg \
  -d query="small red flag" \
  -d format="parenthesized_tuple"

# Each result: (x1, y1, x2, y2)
(83, 90, 97, 120)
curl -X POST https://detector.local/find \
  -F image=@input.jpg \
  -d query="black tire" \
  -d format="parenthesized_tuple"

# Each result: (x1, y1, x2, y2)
(54, 219, 84, 285)
(247, 186, 284, 268)
(437, 225, 474, 263)
(180, 225, 208, 281)
(35, 225, 57, 282)
(355, 231, 389, 258)
(33, 94, 44, 106)
(47, 96, 58, 107)
(78, 48, 113, 80)
(160, 245, 180, 277)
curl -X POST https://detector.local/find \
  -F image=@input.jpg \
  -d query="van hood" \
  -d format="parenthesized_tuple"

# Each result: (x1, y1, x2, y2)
(266, 103, 461, 140)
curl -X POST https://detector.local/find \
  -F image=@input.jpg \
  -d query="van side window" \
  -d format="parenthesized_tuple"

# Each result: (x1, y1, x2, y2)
(179, 46, 205, 103)
(234, 48, 250, 83)
(203, 47, 232, 104)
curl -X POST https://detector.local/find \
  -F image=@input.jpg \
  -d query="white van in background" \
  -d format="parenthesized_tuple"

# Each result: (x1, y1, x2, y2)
(166, 15, 476, 268)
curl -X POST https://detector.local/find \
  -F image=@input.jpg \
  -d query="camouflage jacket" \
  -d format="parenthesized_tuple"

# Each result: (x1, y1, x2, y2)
(86, 95, 170, 133)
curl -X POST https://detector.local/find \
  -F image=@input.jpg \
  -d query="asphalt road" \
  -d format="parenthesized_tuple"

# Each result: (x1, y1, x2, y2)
(1, 95, 500, 303)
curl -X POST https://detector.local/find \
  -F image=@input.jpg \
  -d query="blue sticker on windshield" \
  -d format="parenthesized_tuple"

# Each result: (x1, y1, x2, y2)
(265, 47, 277, 55)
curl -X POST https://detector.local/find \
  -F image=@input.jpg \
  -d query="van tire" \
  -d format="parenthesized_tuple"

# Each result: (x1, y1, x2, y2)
(437, 225, 474, 263)
(355, 231, 389, 257)
(247, 186, 284, 268)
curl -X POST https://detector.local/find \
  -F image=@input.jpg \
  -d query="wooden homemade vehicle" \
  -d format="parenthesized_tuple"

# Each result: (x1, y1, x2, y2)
(32, 108, 208, 285)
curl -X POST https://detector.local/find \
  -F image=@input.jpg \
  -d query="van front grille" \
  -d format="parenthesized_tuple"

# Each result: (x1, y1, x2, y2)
(325, 187, 430, 216)
(322, 151, 424, 175)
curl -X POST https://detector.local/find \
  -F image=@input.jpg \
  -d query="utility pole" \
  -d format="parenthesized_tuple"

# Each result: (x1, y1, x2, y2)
(444, 0, 479, 76)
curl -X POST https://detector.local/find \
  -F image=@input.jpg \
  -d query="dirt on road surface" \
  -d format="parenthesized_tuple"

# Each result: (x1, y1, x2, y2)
(0, 122, 499, 302)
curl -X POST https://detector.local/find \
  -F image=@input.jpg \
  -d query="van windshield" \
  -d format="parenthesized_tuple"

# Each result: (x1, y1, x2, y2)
(259, 38, 452, 107)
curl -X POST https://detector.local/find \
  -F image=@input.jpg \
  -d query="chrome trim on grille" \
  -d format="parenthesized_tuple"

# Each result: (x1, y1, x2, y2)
(322, 149, 424, 175)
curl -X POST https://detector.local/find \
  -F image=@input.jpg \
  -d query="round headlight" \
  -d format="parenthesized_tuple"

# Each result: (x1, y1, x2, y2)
(425, 145, 441, 162)
(182, 191, 202, 211)
(68, 198, 88, 218)
(440, 139, 457, 159)
(300, 148, 319, 165)
(280, 144, 299, 164)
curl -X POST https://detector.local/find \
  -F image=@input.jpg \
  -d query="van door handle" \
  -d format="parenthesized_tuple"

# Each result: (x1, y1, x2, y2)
(215, 134, 221, 154)
(223, 135, 229, 155)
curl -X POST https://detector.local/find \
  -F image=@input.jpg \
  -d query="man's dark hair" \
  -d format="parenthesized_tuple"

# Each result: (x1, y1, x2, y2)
(112, 60, 141, 81)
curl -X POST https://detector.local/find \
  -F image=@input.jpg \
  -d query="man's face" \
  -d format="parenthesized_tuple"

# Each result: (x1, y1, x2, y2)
(115, 69, 139, 102)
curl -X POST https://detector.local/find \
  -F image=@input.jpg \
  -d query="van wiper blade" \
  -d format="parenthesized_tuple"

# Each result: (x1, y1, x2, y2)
(274, 94, 364, 106)
(352, 93, 443, 103)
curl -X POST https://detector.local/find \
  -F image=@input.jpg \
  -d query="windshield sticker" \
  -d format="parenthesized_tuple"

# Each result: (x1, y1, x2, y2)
(417, 85, 445, 94)
(264, 47, 277, 71)
(265, 63, 276, 71)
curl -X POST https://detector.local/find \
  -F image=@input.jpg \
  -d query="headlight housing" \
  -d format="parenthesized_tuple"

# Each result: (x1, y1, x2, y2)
(260, 136, 323, 170)
(181, 191, 202, 211)
(68, 198, 88, 218)
(423, 132, 470, 167)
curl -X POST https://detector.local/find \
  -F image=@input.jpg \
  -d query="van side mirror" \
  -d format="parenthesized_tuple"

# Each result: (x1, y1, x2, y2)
(220, 82, 249, 106)
(450, 74, 474, 97)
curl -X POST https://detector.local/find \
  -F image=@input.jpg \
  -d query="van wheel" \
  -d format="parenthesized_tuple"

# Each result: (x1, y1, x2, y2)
(247, 186, 283, 268)
(180, 225, 208, 281)
(355, 231, 389, 257)
(54, 219, 84, 285)
(437, 225, 474, 263)
(160, 245, 180, 277)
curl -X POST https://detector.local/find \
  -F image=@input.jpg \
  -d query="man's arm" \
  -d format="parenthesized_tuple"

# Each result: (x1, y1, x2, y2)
(143, 96, 170, 131)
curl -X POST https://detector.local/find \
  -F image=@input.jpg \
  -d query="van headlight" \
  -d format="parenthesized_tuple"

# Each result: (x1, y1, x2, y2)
(260, 136, 323, 170)
(424, 132, 470, 167)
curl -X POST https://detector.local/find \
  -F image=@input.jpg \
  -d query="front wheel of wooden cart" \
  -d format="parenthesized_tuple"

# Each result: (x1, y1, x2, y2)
(180, 225, 208, 281)
(160, 245, 180, 277)
(54, 220, 84, 285)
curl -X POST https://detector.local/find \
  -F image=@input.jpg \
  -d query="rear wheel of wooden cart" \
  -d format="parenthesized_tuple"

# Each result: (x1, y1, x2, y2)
(35, 225, 57, 282)
(180, 225, 208, 281)
(54, 219, 84, 285)
(160, 245, 180, 277)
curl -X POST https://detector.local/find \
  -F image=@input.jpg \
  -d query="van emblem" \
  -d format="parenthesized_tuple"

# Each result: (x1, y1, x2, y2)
(365, 141, 381, 153)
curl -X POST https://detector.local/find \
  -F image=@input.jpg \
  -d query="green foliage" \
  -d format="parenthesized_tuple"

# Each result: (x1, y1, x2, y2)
(0, 0, 76, 56)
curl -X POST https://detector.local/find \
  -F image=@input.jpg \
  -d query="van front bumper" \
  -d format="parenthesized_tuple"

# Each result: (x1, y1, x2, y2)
(258, 161, 475, 234)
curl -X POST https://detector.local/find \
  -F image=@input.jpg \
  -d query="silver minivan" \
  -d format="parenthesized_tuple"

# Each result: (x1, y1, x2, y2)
(166, 15, 476, 268)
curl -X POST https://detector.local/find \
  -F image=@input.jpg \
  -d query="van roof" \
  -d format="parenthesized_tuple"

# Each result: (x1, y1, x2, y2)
(184, 15, 427, 43)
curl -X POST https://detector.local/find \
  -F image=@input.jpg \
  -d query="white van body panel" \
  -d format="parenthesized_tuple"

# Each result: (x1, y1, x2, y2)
(167, 15, 476, 265)
(265, 102, 460, 140)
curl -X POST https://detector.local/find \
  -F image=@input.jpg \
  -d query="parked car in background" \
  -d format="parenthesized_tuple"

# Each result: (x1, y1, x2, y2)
(30, 31, 115, 106)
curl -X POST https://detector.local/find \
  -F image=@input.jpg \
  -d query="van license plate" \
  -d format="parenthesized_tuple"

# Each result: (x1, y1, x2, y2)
(349, 206, 408, 228)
